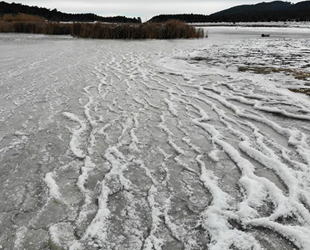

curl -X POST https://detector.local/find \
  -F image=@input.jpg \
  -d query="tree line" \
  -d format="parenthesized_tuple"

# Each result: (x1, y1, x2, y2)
(0, 1, 141, 23)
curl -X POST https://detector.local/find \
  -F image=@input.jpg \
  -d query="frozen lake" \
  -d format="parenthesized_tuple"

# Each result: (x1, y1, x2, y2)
(1, 27, 310, 249)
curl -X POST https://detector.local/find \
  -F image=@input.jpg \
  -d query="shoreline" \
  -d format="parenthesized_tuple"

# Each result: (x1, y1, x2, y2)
(190, 21, 310, 28)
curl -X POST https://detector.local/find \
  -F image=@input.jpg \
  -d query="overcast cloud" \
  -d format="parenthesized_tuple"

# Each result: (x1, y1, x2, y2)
(7, 0, 300, 21)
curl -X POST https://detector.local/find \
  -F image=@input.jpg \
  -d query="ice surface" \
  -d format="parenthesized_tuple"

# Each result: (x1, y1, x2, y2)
(1, 29, 310, 249)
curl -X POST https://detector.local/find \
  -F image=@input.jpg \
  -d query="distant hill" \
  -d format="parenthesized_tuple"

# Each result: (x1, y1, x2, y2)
(149, 0, 310, 23)
(211, 1, 292, 17)
(208, 0, 310, 22)
(0, 1, 141, 23)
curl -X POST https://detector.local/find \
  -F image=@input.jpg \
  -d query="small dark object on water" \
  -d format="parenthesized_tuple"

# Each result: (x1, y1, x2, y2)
(261, 34, 270, 37)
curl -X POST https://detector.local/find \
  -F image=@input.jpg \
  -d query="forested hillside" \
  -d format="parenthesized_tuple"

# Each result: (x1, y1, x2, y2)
(0, 1, 141, 23)
(149, 1, 310, 23)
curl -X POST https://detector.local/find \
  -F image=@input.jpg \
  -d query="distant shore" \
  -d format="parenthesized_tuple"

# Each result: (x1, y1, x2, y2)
(190, 21, 310, 28)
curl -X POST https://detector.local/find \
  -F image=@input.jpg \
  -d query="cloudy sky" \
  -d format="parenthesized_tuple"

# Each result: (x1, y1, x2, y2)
(7, 0, 300, 21)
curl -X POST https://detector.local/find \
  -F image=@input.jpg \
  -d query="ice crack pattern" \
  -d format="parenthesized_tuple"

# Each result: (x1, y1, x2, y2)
(1, 32, 310, 249)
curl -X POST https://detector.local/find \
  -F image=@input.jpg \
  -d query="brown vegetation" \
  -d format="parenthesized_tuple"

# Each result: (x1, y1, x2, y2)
(0, 16, 204, 39)
(1, 13, 45, 23)
(0, 14, 73, 35)
(0, 14, 46, 33)
(288, 88, 310, 95)
(0, 20, 72, 35)
(13, 22, 43, 33)
(238, 66, 310, 96)
(0, 21, 13, 32)
(44, 23, 72, 35)
(238, 66, 310, 81)
(71, 20, 204, 39)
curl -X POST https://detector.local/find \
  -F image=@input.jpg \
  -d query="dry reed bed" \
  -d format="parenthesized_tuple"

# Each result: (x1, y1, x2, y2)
(1, 13, 45, 23)
(0, 14, 72, 34)
(0, 22, 72, 35)
(0, 14, 204, 39)
(71, 21, 204, 39)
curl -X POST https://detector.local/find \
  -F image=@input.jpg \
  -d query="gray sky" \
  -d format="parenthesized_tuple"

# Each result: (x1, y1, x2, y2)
(7, 0, 300, 21)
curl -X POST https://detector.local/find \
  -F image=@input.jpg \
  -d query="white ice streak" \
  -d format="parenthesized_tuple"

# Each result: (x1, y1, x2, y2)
(44, 172, 62, 201)
(182, 137, 201, 154)
(129, 113, 141, 153)
(129, 128, 140, 152)
(254, 102, 310, 121)
(81, 147, 131, 246)
(246, 218, 310, 249)
(83, 86, 98, 127)
(76, 156, 97, 225)
(80, 180, 110, 247)
(49, 223, 76, 249)
(208, 149, 220, 162)
(164, 98, 178, 117)
(199, 87, 310, 167)
(158, 114, 195, 173)
(63, 112, 88, 159)
(190, 95, 310, 248)
(143, 186, 164, 250)
(196, 156, 262, 250)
